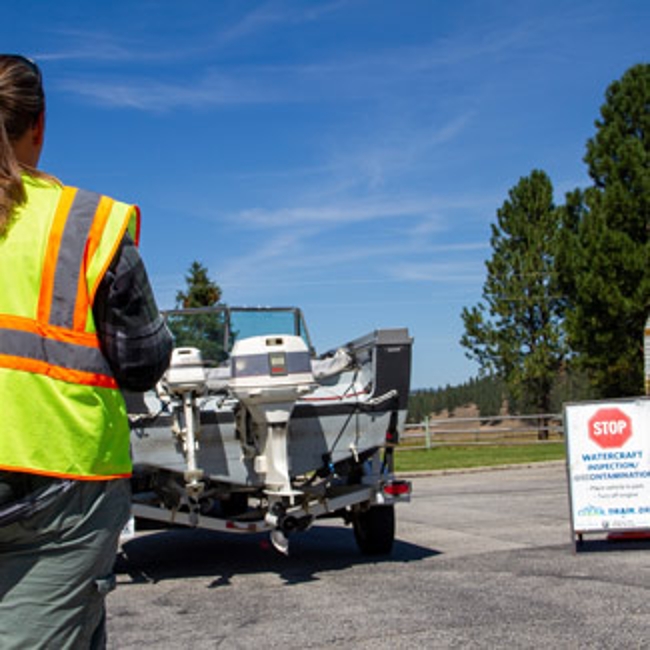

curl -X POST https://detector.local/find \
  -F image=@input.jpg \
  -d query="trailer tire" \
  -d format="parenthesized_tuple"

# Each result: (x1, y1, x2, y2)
(353, 504, 395, 555)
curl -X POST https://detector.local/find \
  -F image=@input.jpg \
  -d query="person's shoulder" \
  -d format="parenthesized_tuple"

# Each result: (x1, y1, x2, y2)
(22, 170, 62, 192)
(24, 175, 139, 225)
(70, 184, 137, 210)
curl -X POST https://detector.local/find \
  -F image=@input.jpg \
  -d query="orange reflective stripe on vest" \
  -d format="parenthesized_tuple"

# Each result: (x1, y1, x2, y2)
(37, 186, 76, 324)
(81, 195, 115, 326)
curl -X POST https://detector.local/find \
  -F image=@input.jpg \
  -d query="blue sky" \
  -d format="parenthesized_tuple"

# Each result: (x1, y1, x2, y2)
(6, 1, 649, 389)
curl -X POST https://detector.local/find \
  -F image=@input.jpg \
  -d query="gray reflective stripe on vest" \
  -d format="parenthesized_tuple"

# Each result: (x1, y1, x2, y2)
(49, 189, 101, 328)
(0, 328, 113, 376)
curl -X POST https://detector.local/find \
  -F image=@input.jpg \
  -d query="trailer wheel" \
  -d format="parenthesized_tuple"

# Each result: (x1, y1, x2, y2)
(352, 505, 395, 555)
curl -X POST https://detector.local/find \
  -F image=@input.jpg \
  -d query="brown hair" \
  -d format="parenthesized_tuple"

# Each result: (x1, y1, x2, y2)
(0, 55, 47, 236)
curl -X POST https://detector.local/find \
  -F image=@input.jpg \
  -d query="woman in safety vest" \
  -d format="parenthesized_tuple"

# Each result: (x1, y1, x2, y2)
(0, 54, 173, 649)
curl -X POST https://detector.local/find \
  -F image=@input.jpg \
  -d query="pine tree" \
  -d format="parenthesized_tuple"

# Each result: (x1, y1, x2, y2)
(558, 64, 650, 397)
(461, 170, 566, 432)
(175, 260, 222, 308)
(170, 261, 226, 363)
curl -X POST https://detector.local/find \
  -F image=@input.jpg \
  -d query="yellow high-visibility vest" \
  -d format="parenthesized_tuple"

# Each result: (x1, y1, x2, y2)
(0, 174, 140, 479)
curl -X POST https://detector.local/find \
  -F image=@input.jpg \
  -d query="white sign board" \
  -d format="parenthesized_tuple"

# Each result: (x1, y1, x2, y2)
(564, 398, 650, 537)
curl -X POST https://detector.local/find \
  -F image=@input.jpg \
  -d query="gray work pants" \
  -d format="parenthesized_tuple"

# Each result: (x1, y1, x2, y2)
(0, 477, 130, 649)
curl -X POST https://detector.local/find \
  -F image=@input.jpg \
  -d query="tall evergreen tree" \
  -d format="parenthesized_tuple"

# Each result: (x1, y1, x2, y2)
(460, 170, 566, 428)
(175, 260, 222, 308)
(558, 64, 650, 397)
(170, 261, 226, 362)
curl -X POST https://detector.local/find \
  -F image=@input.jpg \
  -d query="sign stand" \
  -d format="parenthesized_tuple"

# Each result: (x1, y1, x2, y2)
(564, 397, 650, 551)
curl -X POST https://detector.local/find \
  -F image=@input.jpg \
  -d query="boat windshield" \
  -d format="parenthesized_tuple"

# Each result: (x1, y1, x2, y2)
(164, 306, 313, 363)
(229, 308, 310, 347)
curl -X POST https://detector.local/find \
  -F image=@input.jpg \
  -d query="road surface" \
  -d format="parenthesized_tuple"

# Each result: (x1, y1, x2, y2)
(107, 463, 650, 648)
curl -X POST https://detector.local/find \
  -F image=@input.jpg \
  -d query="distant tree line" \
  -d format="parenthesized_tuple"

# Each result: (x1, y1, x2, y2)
(454, 63, 650, 424)
(408, 376, 505, 423)
(407, 370, 595, 424)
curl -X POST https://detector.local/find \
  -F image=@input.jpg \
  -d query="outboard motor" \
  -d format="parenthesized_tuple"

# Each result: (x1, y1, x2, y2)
(161, 347, 209, 520)
(228, 334, 316, 496)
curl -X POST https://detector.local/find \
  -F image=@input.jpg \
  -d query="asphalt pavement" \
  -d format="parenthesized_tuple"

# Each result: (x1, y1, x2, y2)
(107, 462, 650, 649)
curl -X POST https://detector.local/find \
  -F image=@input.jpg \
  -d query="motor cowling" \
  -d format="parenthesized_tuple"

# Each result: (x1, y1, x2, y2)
(228, 335, 315, 411)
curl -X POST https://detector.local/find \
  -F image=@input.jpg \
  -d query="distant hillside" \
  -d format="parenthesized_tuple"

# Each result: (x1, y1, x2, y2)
(408, 370, 595, 422)
(407, 376, 504, 423)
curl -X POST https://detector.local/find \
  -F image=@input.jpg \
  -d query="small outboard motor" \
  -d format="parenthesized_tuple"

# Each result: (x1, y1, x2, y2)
(164, 347, 207, 395)
(161, 347, 208, 507)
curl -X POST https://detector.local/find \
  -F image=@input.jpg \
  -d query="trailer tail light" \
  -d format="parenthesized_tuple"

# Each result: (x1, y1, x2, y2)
(382, 480, 411, 498)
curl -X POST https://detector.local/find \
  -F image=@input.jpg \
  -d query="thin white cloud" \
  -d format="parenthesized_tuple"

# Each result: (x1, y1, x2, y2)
(42, 11, 556, 112)
(35, 30, 135, 62)
(322, 111, 476, 190)
(213, 205, 490, 292)
(214, 0, 353, 48)
(57, 71, 282, 111)
(232, 197, 444, 228)
(35, 1, 353, 66)
(37, 0, 620, 118)
(34, 28, 187, 64)
(389, 260, 486, 284)
(227, 190, 494, 230)
(54, 57, 391, 111)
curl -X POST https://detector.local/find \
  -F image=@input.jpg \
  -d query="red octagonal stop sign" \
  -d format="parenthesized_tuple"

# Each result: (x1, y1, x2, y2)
(588, 407, 633, 449)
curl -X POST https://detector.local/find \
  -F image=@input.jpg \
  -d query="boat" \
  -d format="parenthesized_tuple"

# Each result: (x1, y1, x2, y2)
(126, 306, 413, 554)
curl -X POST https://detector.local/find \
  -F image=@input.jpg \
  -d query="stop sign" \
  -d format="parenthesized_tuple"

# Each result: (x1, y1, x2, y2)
(588, 407, 633, 449)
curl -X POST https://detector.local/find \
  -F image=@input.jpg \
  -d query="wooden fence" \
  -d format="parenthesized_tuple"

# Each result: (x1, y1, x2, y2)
(399, 413, 564, 449)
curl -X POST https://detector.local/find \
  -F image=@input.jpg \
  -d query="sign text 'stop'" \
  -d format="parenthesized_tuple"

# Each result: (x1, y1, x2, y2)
(588, 407, 632, 449)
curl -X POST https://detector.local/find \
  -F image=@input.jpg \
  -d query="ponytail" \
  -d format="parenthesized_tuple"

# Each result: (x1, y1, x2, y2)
(0, 55, 46, 237)
(0, 113, 26, 236)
